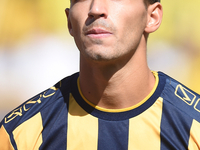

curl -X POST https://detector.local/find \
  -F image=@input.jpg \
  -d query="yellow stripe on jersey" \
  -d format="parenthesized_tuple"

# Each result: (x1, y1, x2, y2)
(128, 97, 163, 150)
(0, 125, 15, 150)
(188, 119, 200, 149)
(13, 112, 43, 150)
(67, 94, 98, 150)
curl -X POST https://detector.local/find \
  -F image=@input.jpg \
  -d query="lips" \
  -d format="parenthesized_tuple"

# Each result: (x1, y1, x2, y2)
(85, 28, 112, 38)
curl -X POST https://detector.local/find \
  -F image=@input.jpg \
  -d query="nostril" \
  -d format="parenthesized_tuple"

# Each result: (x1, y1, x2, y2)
(88, 13, 105, 19)
(100, 14, 104, 17)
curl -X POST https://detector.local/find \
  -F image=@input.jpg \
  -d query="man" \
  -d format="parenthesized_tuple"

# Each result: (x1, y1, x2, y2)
(1, 0, 200, 149)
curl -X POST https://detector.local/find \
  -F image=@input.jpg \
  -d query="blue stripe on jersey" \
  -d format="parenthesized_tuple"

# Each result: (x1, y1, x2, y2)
(98, 119, 129, 150)
(39, 96, 69, 150)
(160, 99, 193, 149)
(71, 73, 166, 121)
(38, 76, 72, 150)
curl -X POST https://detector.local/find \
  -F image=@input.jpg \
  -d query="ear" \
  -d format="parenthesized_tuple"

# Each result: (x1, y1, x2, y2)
(65, 8, 74, 37)
(145, 3, 163, 33)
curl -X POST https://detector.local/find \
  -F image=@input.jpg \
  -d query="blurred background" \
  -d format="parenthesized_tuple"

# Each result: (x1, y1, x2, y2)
(0, 0, 200, 120)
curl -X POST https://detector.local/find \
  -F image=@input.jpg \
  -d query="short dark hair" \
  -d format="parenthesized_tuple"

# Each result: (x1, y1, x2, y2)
(147, 0, 160, 4)
(143, 0, 160, 7)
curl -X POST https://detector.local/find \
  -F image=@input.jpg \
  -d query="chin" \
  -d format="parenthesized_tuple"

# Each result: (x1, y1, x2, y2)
(87, 54, 119, 64)
(81, 46, 121, 62)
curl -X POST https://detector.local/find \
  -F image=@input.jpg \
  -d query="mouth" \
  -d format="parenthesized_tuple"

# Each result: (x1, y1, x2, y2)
(85, 28, 112, 38)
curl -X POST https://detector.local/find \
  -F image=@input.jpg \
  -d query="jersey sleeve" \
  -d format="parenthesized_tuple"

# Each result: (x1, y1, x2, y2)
(0, 84, 62, 150)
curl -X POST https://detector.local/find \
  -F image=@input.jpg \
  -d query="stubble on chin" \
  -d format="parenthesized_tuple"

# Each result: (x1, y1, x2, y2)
(90, 38, 103, 45)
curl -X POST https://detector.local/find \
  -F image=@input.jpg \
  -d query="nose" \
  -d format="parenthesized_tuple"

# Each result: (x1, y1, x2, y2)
(88, 0, 108, 19)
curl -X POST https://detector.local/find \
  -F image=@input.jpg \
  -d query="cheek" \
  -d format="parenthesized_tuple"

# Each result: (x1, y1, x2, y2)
(118, 3, 147, 31)
(69, 5, 87, 37)
(122, 11, 147, 40)
(114, 10, 147, 53)
(69, 15, 85, 47)
(70, 17, 81, 36)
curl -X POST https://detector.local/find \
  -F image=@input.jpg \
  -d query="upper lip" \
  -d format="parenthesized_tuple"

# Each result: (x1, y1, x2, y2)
(85, 28, 112, 35)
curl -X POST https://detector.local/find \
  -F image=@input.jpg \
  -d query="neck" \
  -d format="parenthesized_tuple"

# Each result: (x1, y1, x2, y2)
(79, 36, 155, 109)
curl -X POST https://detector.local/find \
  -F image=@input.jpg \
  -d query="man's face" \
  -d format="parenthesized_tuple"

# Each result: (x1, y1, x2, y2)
(67, 0, 148, 63)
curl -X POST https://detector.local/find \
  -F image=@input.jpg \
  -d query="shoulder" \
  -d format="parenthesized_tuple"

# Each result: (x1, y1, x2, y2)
(0, 73, 78, 132)
(158, 72, 200, 122)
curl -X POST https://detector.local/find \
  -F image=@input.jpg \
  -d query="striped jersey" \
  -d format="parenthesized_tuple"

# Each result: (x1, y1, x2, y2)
(1, 71, 200, 150)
